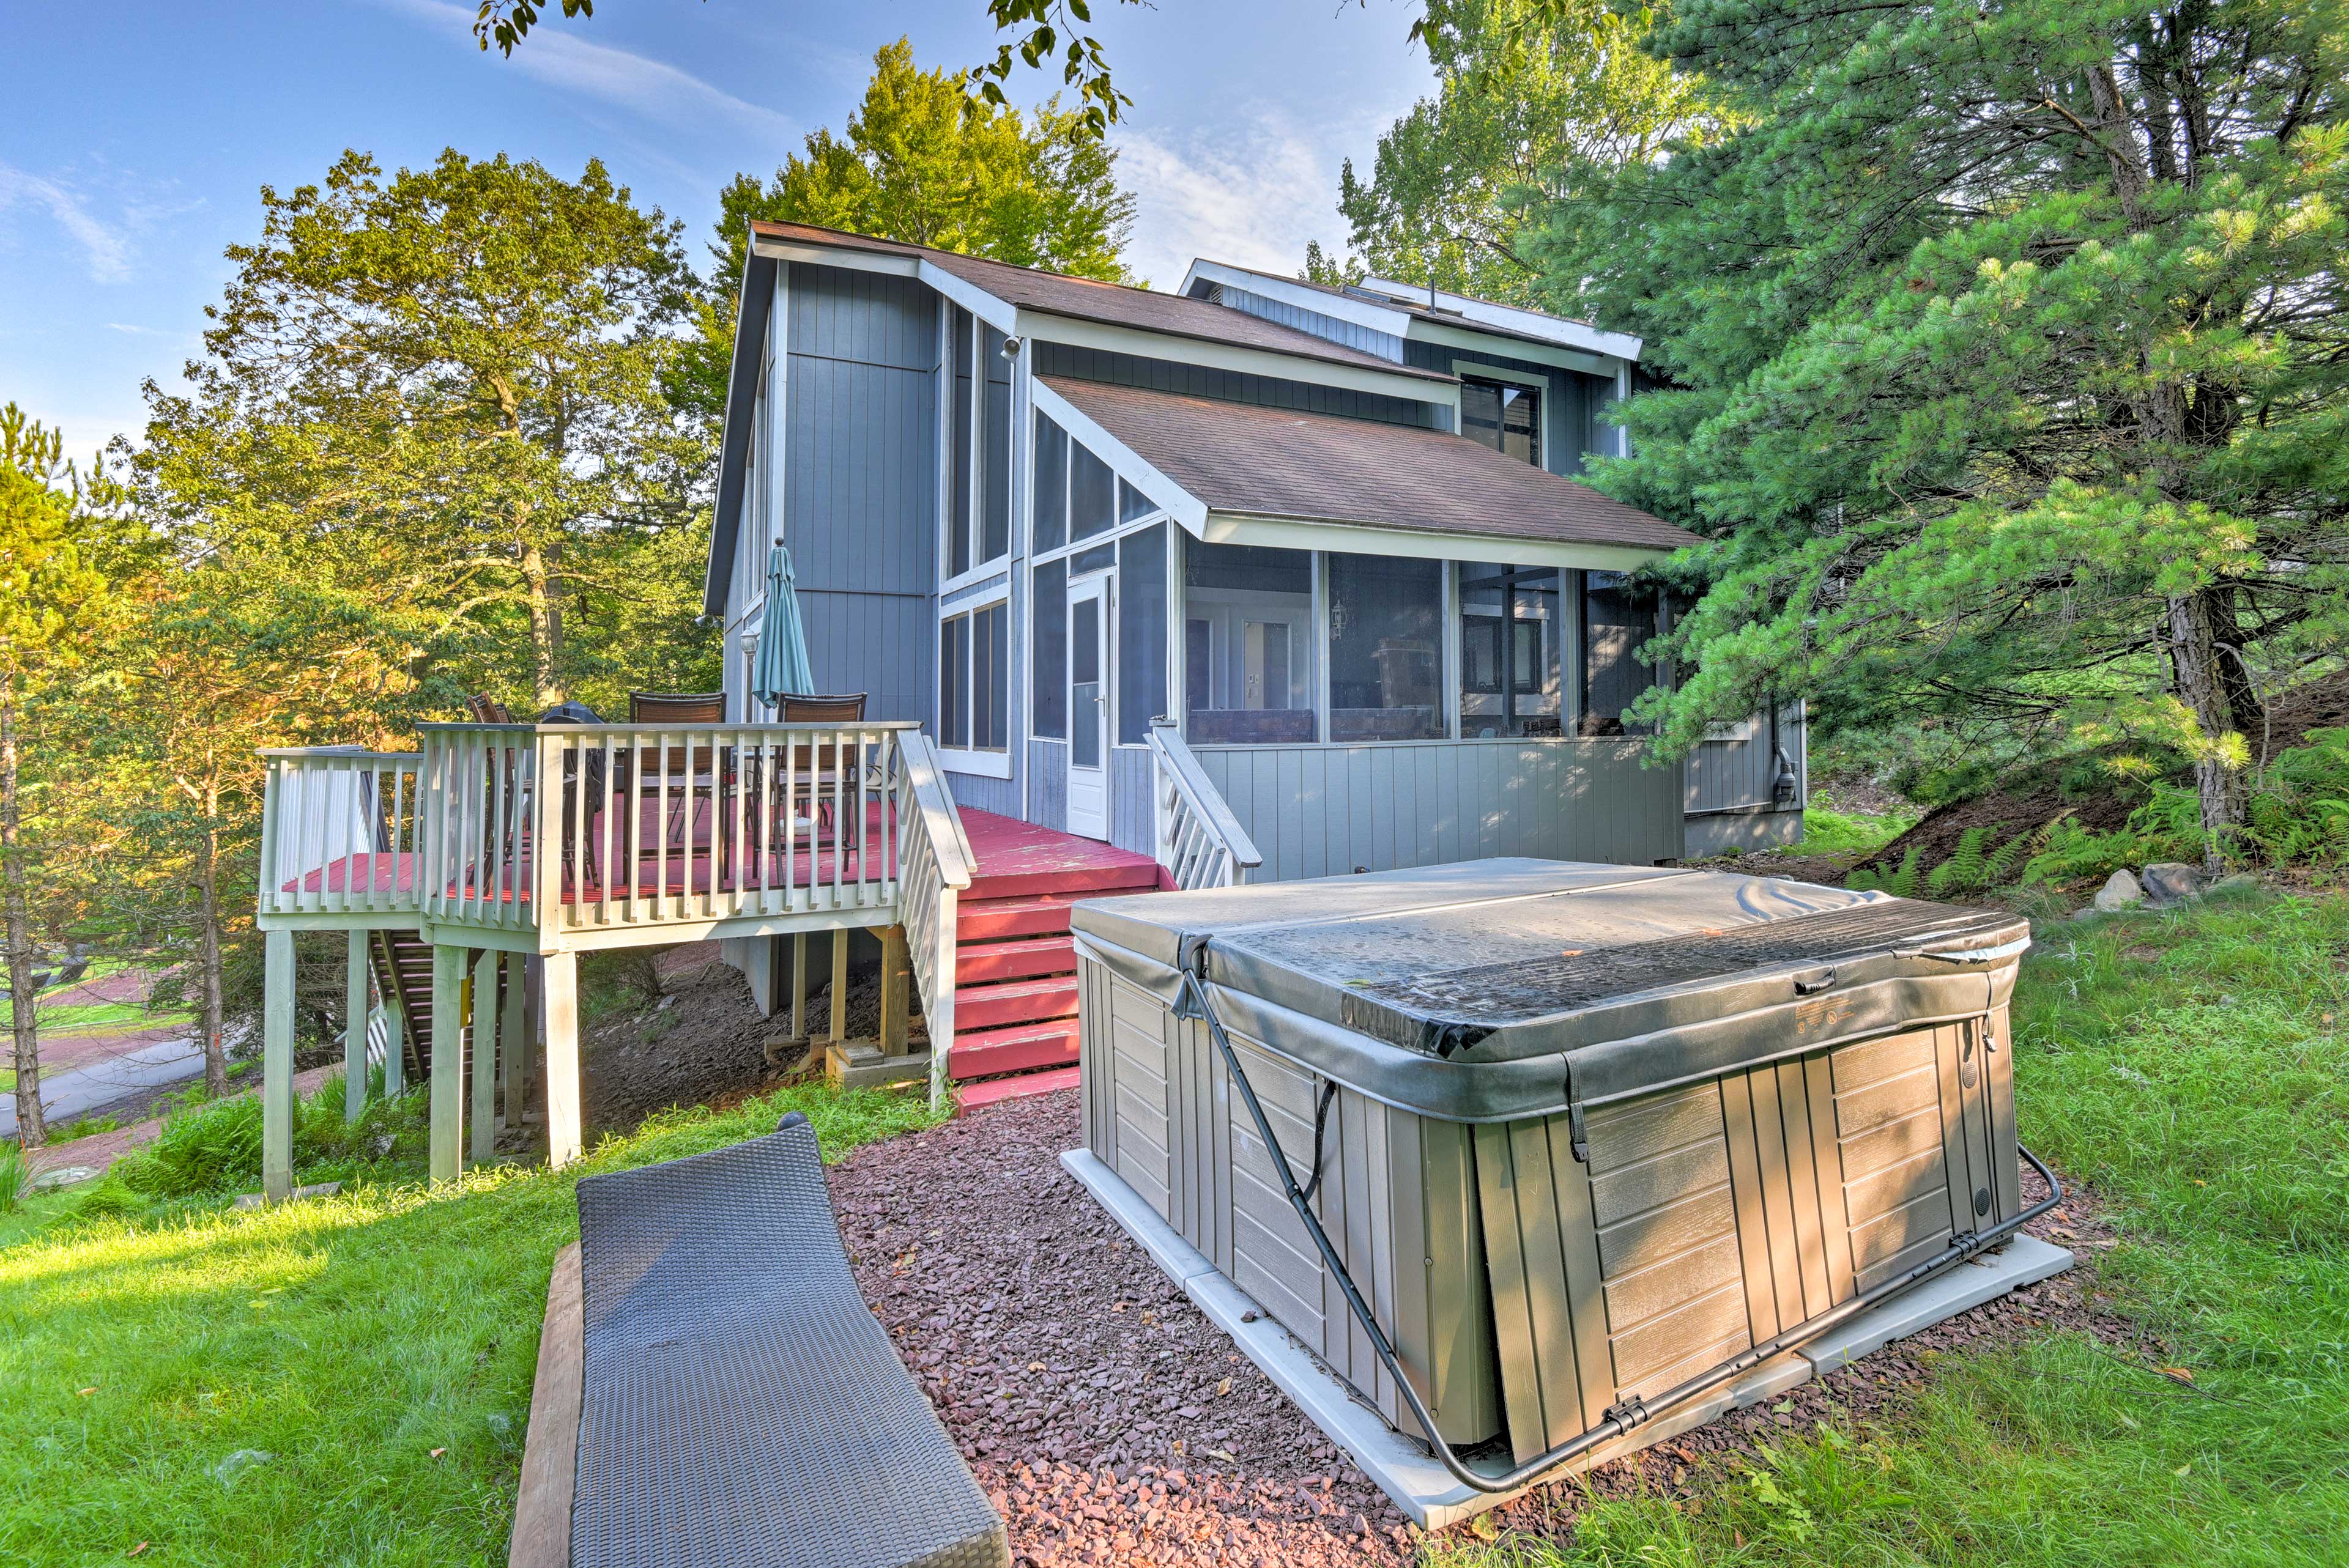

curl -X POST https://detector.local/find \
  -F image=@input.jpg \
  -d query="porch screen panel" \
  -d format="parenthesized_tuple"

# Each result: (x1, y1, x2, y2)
(1462, 377, 1540, 467)
(1032, 558, 1067, 738)
(974, 602, 1009, 750)
(1070, 440, 1115, 541)
(1460, 563, 1564, 738)
(1182, 538, 1316, 744)
(951, 309, 974, 577)
(941, 612, 970, 747)
(1033, 414, 1068, 553)
(1581, 570, 1658, 735)
(1328, 554, 1445, 742)
(1116, 523, 1168, 745)
(982, 328, 1012, 563)
(1118, 478, 1158, 525)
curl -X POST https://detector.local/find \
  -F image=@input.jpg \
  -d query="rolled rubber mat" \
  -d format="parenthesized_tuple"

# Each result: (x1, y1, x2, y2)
(572, 1119, 1009, 1568)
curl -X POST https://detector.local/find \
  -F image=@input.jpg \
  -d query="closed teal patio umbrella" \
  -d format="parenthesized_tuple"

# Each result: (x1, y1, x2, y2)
(751, 544, 816, 708)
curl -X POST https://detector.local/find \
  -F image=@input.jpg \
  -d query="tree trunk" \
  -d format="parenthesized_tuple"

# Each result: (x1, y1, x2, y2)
(520, 537, 564, 712)
(2165, 586, 2249, 874)
(1, 673, 46, 1149)
(198, 794, 228, 1098)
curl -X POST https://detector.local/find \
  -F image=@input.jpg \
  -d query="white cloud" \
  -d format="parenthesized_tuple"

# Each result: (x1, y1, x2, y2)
(103, 322, 160, 335)
(374, 0, 795, 144)
(1113, 111, 1362, 291)
(0, 161, 131, 283)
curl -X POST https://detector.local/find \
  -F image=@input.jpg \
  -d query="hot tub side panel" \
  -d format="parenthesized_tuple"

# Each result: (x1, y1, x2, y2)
(1475, 1017, 2022, 1463)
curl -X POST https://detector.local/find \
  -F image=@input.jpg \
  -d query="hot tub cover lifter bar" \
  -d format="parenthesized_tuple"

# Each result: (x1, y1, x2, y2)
(1173, 956, 2064, 1496)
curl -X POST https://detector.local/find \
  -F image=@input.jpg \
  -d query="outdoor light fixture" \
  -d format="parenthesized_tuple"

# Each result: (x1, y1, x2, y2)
(1000, 335, 1023, 360)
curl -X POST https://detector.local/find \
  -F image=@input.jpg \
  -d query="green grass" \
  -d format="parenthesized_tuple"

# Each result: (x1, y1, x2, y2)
(1796, 802, 1920, 859)
(1431, 890, 2349, 1567)
(0, 1079, 946, 1566)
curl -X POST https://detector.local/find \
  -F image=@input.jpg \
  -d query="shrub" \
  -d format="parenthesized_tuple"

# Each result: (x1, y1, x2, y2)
(1848, 845, 1924, 898)
(114, 1074, 427, 1200)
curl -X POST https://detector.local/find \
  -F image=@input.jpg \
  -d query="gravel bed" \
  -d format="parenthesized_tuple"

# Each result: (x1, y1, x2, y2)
(828, 1091, 2145, 1564)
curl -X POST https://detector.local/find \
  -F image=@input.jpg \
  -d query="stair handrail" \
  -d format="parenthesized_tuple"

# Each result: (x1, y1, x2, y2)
(1146, 719, 1262, 890)
(892, 729, 972, 1111)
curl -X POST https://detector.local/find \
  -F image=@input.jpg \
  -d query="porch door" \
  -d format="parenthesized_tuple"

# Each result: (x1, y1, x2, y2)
(1067, 575, 1110, 839)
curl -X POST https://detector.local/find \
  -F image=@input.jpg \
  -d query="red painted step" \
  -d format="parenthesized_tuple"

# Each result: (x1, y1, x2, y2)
(958, 1063, 1081, 1110)
(948, 1018, 1080, 1080)
(956, 894, 1085, 942)
(965, 859, 1160, 903)
(956, 935, 1076, 986)
(954, 975, 1078, 1034)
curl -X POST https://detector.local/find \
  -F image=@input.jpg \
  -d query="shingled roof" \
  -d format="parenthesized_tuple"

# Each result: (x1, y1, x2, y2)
(1044, 376, 1692, 555)
(748, 221, 1451, 383)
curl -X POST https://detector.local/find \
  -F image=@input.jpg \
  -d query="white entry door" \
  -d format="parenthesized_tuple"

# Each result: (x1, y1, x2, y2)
(1067, 575, 1110, 839)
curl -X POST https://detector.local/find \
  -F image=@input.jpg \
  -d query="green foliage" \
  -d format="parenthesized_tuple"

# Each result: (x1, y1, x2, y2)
(0, 1078, 944, 1565)
(1525, 0, 2349, 849)
(1847, 845, 1923, 898)
(1923, 824, 2036, 898)
(1794, 803, 1917, 858)
(46, 1114, 119, 1144)
(113, 1074, 425, 1202)
(0, 1140, 23, 1215)
(1424, 891, 2349, 1567)
(710, 40, 1136, 287)
(1315, 0, 1720, 303)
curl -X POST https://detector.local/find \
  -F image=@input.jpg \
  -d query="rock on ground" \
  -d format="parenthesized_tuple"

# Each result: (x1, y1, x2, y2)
(2094, 869, 2147, 911)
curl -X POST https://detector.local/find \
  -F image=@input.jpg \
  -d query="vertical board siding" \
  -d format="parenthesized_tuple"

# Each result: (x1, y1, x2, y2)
(946, 769, 1020, 818)
(1208, 286, 1407, 362)
(784, 263, 939, 723)
(1108, 747, 1155, 857)
(1031, 341, 1441, 429)
(1402, 339, 1614, 475)
(1027, 738, 1069, 832)
(1195, 741, 1682, 881)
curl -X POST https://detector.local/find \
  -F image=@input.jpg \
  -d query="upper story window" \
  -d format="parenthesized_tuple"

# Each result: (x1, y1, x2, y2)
(945, 308, 1012, 579)
(1461, 375, 1540, 468)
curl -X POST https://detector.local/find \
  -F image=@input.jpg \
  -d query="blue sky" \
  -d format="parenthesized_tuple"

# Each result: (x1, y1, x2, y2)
(1, 1, 1434, 458)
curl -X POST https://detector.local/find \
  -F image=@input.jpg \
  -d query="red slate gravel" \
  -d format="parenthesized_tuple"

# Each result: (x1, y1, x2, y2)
(827, 1090, 2147, 1562)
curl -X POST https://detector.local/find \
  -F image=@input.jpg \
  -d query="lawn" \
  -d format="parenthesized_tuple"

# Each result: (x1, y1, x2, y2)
(0, 1081, 946, 1566)
(1433, 887, 2349, 1567)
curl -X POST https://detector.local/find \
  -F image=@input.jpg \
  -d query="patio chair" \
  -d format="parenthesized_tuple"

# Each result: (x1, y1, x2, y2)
(511, 1112, 1007, 1568)
(628, 691, 725, 854)
(540, 700, 630, 897)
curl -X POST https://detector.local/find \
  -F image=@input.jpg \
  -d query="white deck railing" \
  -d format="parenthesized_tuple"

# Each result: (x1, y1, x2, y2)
(1147, 719, 1263, 890)
(257, 747, 426, 918)
(892, 730, 974, 1109)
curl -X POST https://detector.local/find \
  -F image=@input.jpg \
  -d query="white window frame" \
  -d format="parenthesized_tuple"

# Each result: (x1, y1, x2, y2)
(940, 301, 1013, 595)
(937, 591, 1015, 778)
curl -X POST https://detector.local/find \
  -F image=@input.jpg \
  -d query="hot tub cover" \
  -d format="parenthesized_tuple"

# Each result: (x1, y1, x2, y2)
(1071, 860, 2027, 1122)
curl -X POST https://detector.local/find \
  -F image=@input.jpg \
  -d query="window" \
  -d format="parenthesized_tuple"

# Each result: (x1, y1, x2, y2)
(944, 309, 1011, 580)
(1116, 524, 1167, 745)
(1033, 414, 1067, 553)
(1031, 558, 1067, 739)
(1327, 554, 1444, 742)
(1580, 571, 1657, 736)
(1182, 539, 1316, 744)
(1459, 563, 1564, 738)
(1070, 440, 1115, 540)
(940, 601, 1010, 753)
(1462, 376, 1540, 468)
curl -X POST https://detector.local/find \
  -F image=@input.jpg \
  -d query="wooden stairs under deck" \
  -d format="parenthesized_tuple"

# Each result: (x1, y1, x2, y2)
(943, 812, 1166, 1109)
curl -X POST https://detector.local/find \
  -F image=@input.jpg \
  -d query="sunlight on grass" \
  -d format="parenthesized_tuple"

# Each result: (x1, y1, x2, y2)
(0, 1080, 944, 1566)
(1425, 892, 2349, 1567)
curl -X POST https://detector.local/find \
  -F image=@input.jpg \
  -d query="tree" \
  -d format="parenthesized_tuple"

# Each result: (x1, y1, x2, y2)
(1536, 0, 2349, 868)
(711, 39, 1137, 286)
(1315, 0, 1719, 304)
(470, 0, 1137, 138)
(0, 406, 106, 1148)
(139, 150, 705, 714)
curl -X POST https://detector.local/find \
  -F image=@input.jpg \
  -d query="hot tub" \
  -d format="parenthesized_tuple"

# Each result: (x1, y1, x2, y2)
(1064, 859, 2062, 1516)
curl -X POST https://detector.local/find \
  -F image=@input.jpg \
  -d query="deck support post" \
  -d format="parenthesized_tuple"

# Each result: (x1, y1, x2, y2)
(382, 936, 404, 1099)
(790, 932, 809, 1041)
(471, 949, 500, 1166)
(429, 944, 467, 1183)
(828, 930, 850, 1053)
(879, 926, 911, 1056)
(262, 928, 297, 1203)
(343, 926, 371, 1123)
(503, 956, 533, 1125)
(543, 951, 583, 1168)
